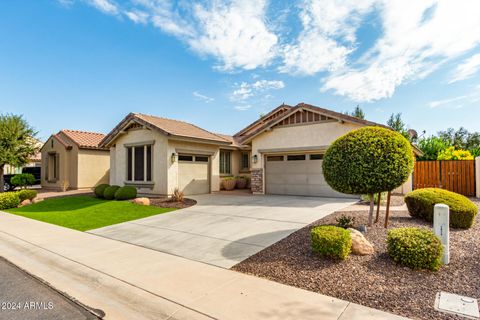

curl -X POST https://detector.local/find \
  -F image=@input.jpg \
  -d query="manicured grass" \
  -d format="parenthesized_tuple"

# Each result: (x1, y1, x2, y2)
(6, 196, 175, 231)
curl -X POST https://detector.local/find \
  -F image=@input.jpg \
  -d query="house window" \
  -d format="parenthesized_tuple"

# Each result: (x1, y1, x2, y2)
(195, 156, 209, 162)
(220, 150, 231, 175)
(310, 154, 324, 160)
(240, 152, 250, 171)
(267, 155, 284, 161)
(179, 155, 193, 161)
(126, 145, 152, 182)
(287, 155, 306, 161)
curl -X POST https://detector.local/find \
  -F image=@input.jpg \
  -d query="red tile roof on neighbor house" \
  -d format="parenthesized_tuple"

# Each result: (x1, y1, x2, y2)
(59, 130, 107, 150)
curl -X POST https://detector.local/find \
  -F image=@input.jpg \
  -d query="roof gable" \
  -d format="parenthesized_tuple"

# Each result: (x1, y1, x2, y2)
(234, 104, 292, 139)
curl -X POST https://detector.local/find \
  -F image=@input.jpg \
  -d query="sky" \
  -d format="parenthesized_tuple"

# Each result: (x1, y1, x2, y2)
(1, 0, 480, 142)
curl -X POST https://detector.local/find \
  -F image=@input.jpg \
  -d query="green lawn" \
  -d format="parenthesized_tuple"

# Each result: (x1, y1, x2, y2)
(6, 196, 175, 231)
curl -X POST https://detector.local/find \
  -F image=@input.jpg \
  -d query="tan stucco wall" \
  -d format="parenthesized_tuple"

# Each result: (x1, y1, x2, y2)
(40, 135, 74, 190)
(77, 149, 110, 189)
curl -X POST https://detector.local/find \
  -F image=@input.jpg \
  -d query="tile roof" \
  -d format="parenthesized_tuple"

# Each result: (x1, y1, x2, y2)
(60, 130, 107, 150)
(214, 134, 246, 148)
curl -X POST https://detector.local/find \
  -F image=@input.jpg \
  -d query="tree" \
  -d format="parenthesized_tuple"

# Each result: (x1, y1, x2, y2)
(323, 127, 414, 226)
(387, 113, 412, 141)
(344, 105, 365, 119)
(438, 127, 480, 151)
(417, 136, 451, 160)
(0, 114, 38, 192)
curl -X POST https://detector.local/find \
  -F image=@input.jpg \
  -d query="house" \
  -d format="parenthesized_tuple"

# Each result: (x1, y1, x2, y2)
(41, 130, 110, 190)
(4, 139, 42, 175)
(101, 103, 417, 197)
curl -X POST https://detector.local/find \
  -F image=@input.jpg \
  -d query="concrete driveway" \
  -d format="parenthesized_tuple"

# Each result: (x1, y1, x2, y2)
(89, 194, 356, 268)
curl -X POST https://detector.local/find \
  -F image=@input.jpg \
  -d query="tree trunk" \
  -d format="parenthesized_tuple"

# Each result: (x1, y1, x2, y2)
(375, 192, 382, 223)
(384, 191, 392, 228)
(368, 193, 375, 226)
(0, 165, 4, 193)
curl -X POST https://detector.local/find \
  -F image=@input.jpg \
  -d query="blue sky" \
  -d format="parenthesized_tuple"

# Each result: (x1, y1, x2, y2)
(1, 0, 480, 141)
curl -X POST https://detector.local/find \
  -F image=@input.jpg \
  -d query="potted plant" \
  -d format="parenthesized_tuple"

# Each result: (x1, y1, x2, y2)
(222, 177, 236, 191)
(235, 176, 248, 189)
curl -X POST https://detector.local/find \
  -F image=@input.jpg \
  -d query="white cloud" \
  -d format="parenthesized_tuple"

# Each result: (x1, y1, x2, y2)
(428, 95, 469, 108)
(231, 80, 285, 101)
(87, 0, 118, 15)
(449, 53, 480, 83)
(125, 10, 149, 24)
(192, 91, 214, 103)
(234, 104, 253, 111)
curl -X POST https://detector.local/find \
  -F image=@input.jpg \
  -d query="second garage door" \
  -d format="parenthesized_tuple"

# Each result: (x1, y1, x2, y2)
(265, 153, 350, 198)
(178, 154, 210, 195)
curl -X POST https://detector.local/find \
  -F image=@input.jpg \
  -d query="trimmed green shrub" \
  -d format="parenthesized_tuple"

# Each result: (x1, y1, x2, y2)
(103, 185, 120, 200)
(323, 126, 414, 195)
(114, 186, 137, 200)
(311, 226, 352, 260)
(335, 214, 356, 229)
(387, 227, 443, 271)
(0, 192, 21, 210)
(94, 184, 110, 198)
(11, 173, 35, 189)
(405, 188, 478, 229)
(16, 189, 37, 201)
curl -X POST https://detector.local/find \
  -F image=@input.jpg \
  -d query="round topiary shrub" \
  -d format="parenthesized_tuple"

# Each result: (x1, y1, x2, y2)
(387, 227, 443, 271)
(405, 188, 478, 229)
(114, 186, 137, 200)
(311, 225, 352, 260)
(16, 189, 37, 202)
(11, 173, 35, 189)
(94, 184, 110, 198)
(0, 192, 21, 210)
(323, 126, 414, 195)
(103, 185, 120, 200)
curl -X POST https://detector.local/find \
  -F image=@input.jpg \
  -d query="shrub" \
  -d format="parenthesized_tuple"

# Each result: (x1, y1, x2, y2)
(335, 214, 356, 229)
(437, 146, 473, 160)
(94, 184, 109, 198)
(311, 226, 352, 260)
(10, 173, 35, 189)
(16, 189, 37, 201)
(0, 192, 21, 210)
(405, 188, 478, 229)
(387, 227, 443, 271)
(103, 185, 120, 200)
(171, 188, 184, 202)
(114, 186, 137, 200)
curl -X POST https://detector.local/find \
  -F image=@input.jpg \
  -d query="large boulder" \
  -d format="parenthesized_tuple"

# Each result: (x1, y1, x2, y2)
(19, 199, 32, 207)
(348, 228, 374, 255)
(132, 197, 150, 206)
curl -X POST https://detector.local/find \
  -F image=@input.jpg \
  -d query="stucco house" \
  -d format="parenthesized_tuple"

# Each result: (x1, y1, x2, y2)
(41, 130, 110, 190)
(101, 103, 417, 197)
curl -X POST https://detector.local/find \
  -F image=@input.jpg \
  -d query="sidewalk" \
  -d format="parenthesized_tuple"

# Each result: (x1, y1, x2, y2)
(0, 212, 408, 320)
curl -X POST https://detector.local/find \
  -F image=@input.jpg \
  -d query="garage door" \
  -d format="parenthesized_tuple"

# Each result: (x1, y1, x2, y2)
(178, 154, 210, 195)
(265, 153, 350, 198)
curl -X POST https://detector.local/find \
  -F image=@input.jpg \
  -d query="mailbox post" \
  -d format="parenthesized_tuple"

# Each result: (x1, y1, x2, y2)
(434, 204, 450, 264)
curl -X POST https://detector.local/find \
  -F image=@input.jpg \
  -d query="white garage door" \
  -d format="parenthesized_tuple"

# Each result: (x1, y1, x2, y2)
(178, 154, 210, 195)
(265, 153, 350, 198)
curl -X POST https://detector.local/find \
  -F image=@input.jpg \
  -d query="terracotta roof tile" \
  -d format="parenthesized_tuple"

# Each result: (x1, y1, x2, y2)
(214, 134, 246, 148)
(60, 130, 107, 150)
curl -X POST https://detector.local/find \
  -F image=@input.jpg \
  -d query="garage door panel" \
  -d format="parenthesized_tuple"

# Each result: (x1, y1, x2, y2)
(179, 157, 210, 195)
(307, 173, 327, 185)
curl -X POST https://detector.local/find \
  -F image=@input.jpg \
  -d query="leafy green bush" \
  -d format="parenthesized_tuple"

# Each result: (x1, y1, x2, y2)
(94, 184, 109, 198)
(387, 227, 443, 271)
(11, 173, 35, 189)
(405, 188, 478, 229)
(114, 186, 137, 200)
(323, 126, 415, 195)
(103, 185, 120, 200)
(335, 214, 356, 229)
(311, 226, 352, 260)
(16, 189, 37, 201)
(437, 146, 473, 160)
(417, 136, 450, 161)
(0, 192, 20, 210)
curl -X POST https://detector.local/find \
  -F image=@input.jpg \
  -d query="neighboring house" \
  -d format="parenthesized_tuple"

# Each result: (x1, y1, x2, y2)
(101, 103, 419, 197)
(4, 140, 42, 175)
(41, 130, 110, 190)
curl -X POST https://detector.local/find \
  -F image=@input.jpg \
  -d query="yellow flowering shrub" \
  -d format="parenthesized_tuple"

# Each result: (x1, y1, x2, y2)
(437, 146, 474, 160)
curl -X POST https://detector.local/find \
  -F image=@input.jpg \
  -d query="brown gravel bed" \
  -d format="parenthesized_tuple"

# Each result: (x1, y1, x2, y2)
(149, 197, 196, 209)
(233, 200, 480, 320)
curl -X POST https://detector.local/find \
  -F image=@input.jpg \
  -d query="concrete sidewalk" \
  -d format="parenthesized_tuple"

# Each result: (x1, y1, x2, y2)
(0, 212, 408, 320)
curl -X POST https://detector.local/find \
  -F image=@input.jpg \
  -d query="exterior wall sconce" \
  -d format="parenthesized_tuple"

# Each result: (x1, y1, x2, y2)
(252, 154, 258, 164)
(171, 153, 177, 163)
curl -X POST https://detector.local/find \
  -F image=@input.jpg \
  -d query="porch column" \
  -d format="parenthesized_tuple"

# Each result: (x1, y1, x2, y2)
(251, 168, 264, 194)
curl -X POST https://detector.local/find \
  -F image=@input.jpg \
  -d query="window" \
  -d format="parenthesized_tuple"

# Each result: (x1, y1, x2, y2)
(220, 150, 231, 175)
(267, 155, 284, 161)
(287, 155, 306, 161)
(310, 154, 324, 160)
(126, 145, 153, 182)
(179, 155, 193, 161)
(240, 152, 250, 171)
(195, 156, 209, 162)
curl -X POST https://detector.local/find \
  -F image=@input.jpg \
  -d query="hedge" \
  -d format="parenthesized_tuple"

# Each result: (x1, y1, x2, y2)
(114, 186, 137, 200)
(11, 173, 35, 188)
(405, 188, 478, 229)
(94, 184, 110, 198)
(322, 126, 414, 195)
(103, 185, 120, 200)
(17, 189, 37, 202)
(387, 227, 443, 271)
(0, 192, 21, 210)
(311, 225, 352, 260)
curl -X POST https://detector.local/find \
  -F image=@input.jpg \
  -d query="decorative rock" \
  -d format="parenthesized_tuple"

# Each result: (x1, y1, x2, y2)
(20, 199, 32, 207)
(348, 228, 374, 255)
(32, 198, 44, 204)
(132, 197, 150, 206)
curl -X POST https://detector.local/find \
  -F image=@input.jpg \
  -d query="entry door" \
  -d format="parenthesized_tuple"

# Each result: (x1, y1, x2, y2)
(178, 154, 210, 195)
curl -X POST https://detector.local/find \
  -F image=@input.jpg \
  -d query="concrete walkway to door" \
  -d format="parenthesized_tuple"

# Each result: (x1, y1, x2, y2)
(89, 194, 357, 268)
